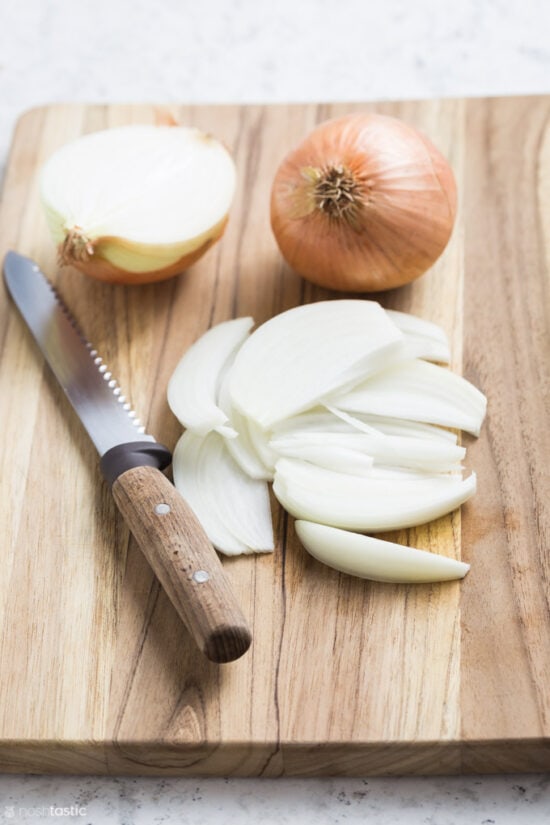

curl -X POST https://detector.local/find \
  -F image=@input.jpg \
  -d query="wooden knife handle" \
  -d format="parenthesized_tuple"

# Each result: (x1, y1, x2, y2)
(111, 464, 252, 663)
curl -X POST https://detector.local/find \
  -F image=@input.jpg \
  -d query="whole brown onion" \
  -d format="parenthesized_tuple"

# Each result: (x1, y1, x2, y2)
(270, 113, 457, 292)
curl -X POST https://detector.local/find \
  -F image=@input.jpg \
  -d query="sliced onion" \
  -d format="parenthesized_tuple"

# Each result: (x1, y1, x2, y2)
(270, 433, 375, 476)
(295, 521, 469, 583)
(218, 375, 273, 480)
(173, 430, 274, 555)
(271, 409, 463, 472)
(228, 300, 404, 428)
(273, 458, 476, 531)
(168, 317, 253, 437)
(332, 359, 487, 436)
(385, 309, 450, 363)
(323, 405, 383, 435)
(273, 406, 460, 452)
(166, 302, 485, 565)
(270, 430, 464, 473)
(271, 407, 358, 437)
(350, 414, 460, 443)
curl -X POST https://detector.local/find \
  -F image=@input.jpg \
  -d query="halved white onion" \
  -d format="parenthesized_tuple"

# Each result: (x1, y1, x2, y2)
(168, 317, 253, 437)
(228, 300, 404, 428)
(40, 125, 237, 283)
(295, 521, 469, 583)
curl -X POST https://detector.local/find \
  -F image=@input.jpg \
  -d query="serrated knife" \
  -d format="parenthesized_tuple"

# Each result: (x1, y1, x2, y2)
(3, 251, 252, 663)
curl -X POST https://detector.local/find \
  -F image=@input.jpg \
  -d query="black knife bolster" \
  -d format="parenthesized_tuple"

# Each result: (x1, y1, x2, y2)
(100, 441, 172, 486)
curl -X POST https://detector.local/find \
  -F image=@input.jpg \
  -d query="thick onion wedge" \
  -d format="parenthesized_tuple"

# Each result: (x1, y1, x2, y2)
(273, 458, 476, 531)
(168, 317, 253, 437)
(295, 521, 470, 583)
(173, 430, 274, 555)
(332, 358, 487, 436)
(229, 300, 404, 428)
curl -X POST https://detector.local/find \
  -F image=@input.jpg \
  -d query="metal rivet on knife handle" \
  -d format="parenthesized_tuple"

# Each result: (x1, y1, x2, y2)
(154, 502, 171, 515)
(193, 570, 210, 583)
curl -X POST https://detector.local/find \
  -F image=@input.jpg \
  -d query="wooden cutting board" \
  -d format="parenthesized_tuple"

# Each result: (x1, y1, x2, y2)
(0, 99, 548, 777)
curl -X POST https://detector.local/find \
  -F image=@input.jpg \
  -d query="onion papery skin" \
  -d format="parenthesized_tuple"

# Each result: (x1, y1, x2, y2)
(270, 113, 457, 292)
(57, 215, 228, 285)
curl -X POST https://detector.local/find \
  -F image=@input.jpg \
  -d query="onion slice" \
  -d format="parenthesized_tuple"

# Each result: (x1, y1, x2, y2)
(384, 309, 450, 364)
(228, 300, 404, 428)
(332, 359, 487, 436)
(218, 375, 273, 480)
(168, 317, 253, 437)
(270, 433, 375, 476)
(270, 430, 464, 473)
(173, 430, 274, 555)
(349, 414, 460, 443)
(295, 521, 470, 583)
(273, 458, 476, 531)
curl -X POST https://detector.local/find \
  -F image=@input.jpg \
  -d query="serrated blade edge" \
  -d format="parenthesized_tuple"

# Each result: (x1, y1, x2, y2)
(3, 251, 156, 455)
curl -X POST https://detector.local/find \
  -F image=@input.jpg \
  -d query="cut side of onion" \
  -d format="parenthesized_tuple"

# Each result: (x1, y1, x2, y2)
(228, 300, 404, 428)
(168, 317, 253, 437)
(172, 430, 274, 555)
(40, 124, 237, 284)
(331, 358, 487, 436)
(295, 521, 470, 583)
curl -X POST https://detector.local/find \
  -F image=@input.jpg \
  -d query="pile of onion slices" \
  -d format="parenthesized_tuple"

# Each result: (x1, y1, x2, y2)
(168, 301, 486, 583)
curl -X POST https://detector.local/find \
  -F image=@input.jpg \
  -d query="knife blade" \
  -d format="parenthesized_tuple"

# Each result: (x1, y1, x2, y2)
(3, 251, 252, 663)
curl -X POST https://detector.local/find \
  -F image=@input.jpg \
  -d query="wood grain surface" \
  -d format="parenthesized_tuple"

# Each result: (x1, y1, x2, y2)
(0, 99, 548, 776)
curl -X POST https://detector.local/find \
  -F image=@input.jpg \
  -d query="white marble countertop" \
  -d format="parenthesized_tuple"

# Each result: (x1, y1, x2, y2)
(1, 0, 549, 822)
